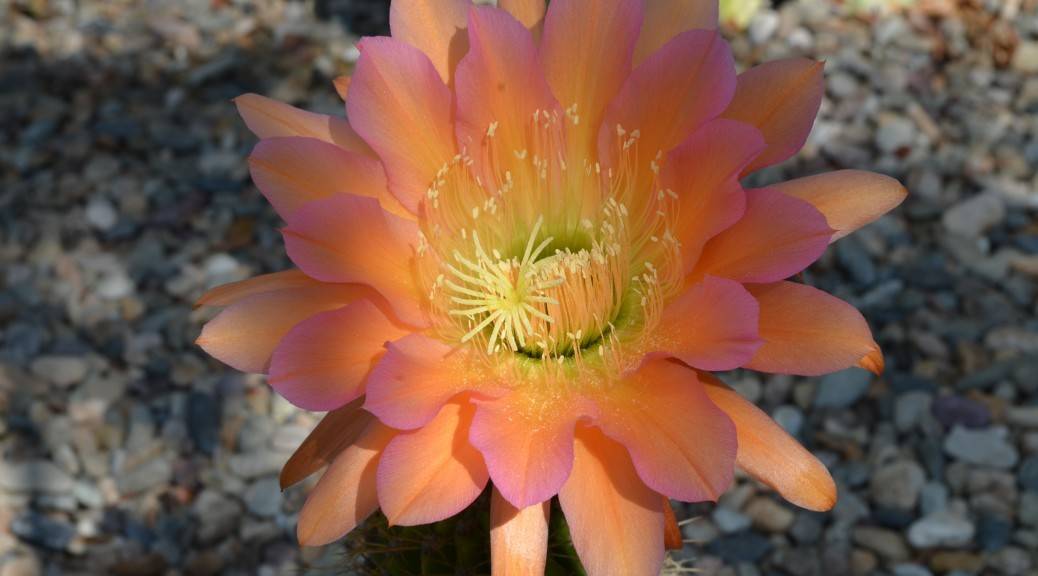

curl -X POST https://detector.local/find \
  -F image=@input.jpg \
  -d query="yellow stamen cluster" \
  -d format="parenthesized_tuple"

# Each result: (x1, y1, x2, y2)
(418, 106, 681, 368)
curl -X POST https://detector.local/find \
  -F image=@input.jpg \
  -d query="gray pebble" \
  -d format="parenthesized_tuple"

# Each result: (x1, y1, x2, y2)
(943, 426, 1019, 469)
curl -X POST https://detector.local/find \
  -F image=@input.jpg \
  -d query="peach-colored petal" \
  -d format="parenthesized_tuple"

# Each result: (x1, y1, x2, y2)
(469, 390, 595, 509)
(195, 270, 315, 308)
(376, 402, 489, 526)
(596, 360, 737, 502)
(297, 419, 395, 546)
(662, 498, 684, 550)
(559, 426, 664, 576)
(693, 188, 833, 283)
(389, 0, 469, 85)
(721, 58, 824, 176)
(771, 170, 908, 243)
(364, 334, 502, 430)
(490, 487, 550, 576)
(499, 0, 546, 34)
(651, 276, 761, 371)
(281, 194, 425, 326)
(599, 29, 735, 169)
(348, 37, 456, 213)
(234, 93, 371, 155)
(745, 281, 882, 377)
(634, 0, 718, 64)
(196, 283, 372, 374)
(455, 6, 558, 160)
(700, 373, 837, 512)
(662, 118, 764, 272)
(269, 300, 410, 411)
(333, 75, 351, 101)
(540, 0, 642, 145)
(249, 136, 409, 220)
(280, 398, 370, 490)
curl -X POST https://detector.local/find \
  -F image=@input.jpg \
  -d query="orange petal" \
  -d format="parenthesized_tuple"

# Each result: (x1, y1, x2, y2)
(269, 300, 410, 411)
(470, 389, 594, 508)
(634, 0, 719, 64)
(721, 58, 824, 176)
(249, 136, 409, 220)
(280, 398, 371, 490)
(771, 170, 908, 243)
(661, 118, 764, 272)
(540, 0, 642, 145)
(596, 359, 737, 502)
(499, 0, 546, 34)
(333, 75, 351, 101)
(234, 93, 371, 155)
(559, 426, 664, 576)
(282, 194, 425, 326)
(455, 6, 558, 161)
(196, 283, 372, 374)
(376, 402, 489, 526)
(692, 188, 833, 283)
(745, 281, 881, 377)
(858, 345, 885, 375)
(195, 270, 316, 308)
(389, 0, 469, 85)
(700, 373, 837, 512)
(662, 498, 684, 550)
(348, 37, 456, 213)
(365, 334, 501, 430)
(297, 419, 395, 546)
(490, 487, 550, 576)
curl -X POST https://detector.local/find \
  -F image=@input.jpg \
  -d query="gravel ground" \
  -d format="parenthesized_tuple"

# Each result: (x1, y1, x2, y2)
(2, 0, 1037, 574)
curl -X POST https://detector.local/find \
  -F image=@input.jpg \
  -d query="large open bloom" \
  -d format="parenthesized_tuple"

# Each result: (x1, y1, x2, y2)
(196, 0, 906, 574)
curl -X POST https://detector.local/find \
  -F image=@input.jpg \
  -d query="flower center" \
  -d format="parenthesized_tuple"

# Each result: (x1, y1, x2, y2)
(442, 212, 628, 359)
(416, 108, 682, 369)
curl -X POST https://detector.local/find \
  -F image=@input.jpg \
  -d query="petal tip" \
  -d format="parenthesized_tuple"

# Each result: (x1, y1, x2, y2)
(333, 76, 351, 101)
(858, 344, 885, 375)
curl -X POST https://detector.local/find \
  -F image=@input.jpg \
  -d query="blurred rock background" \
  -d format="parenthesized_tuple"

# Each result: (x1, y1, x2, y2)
(1, 0, 1037, 574)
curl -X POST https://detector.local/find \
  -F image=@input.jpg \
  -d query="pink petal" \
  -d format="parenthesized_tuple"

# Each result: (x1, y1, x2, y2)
(454, 6, 558, 162)
(634, 0, 719, 64)
(721, 58, 825, 176)
(249, 136, 409, 220)
(651, 275, 761, 371)
(599, 29, 735, 168)
(269, 299, 410, 411)
(234, 93, 371, 155)
(196, 283, 373, 374)
(558, 426, 664, 576)
(364, 334, 503, 430)
(499, 0, 546, 33)
(662, 118, 764, 272)
(595, 360, 737, 502)
(376, 402, 489, 526)
(347, 37, 456, 213)
(469, 390, 596, 508)
(281, 194, 425, 326)
(693, 188, 833, 283)
(540, 0, 642, 146)
(746, 281, 882, 376)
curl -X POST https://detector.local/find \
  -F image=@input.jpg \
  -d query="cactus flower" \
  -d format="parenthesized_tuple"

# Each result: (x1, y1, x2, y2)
(196, 0, 906, 574)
